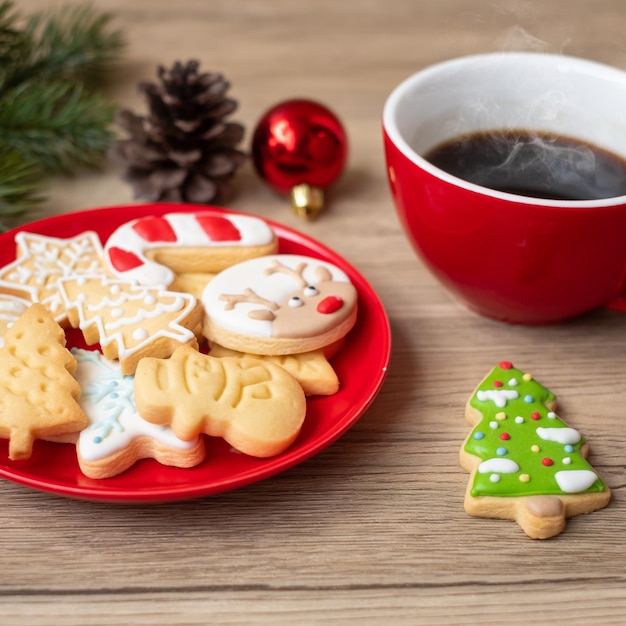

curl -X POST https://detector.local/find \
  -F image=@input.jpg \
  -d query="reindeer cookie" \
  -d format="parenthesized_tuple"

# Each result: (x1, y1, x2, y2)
(201, 254, 358, 355)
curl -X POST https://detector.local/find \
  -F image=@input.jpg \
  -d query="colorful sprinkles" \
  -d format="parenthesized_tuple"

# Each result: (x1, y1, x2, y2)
(464, 362, 608, 498)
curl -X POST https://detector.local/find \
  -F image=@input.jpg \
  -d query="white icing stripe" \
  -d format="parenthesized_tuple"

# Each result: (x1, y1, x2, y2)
(103, 212, 276, 287)
(166, 213, 274, 247)
(108, 227, 174, 286)
(478, 458, 520, 474)
(536, 427, 582, 445)
(554, 469, 599, 493)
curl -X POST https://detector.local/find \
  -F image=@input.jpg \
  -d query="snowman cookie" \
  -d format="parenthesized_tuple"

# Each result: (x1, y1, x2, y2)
(201, 254, 358, 355)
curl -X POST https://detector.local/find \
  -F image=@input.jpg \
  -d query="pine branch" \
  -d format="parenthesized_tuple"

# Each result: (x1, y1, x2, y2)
(0, 1, 28, 65)
(0, 78, 116, 173)
(1, 2, 126, 92)
(0, 1, 125, 225)
(0, 148, 43, 231)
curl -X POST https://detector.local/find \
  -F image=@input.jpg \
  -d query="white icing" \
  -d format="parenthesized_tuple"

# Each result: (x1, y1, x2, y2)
(72, 349, 198, 461)
(0, 293, 31, 346)
(104, 212, 276, 286)
(57, 275, 197, 360)
(0, 232, 105, 322)
(478, 458, 520, 474)
(476, 388, 519, 407)
(515, 416, 524, 424)
(201, 254, 354, 339)
(0, 295, 30, 318)
(554, 469, 598, 493)
(536, 427, 581, 445)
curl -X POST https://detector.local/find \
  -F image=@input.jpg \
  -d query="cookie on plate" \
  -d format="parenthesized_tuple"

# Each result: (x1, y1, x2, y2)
(201, 254, 358, 356)
(208, 341, 341, 396)
(57, 275, 202, 375)
(0, 304, 87, 460)
(0, 231, 105, 324)
(70, 349, 205, 479)
(134, 345, 307, 457)
(460, 361, 611, 539)
(104, 212, 278, 287)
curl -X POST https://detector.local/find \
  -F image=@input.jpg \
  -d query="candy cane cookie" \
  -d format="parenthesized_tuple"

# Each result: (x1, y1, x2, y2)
(104, 212, 278, 287)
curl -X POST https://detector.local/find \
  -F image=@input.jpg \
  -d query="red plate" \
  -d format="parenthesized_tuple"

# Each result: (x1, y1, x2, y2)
(0, 204, 391, 502)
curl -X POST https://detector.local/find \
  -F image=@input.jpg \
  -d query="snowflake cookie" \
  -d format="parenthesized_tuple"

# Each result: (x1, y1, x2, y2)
(71, 349, 205, 479)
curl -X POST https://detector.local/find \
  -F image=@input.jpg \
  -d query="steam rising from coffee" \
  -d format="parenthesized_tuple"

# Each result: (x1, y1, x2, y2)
(421, 25, 626, 201)
(425, 130, 626, 201)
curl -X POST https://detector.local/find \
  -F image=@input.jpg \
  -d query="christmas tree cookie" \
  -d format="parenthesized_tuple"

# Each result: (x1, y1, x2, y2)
(57, 275, 202, 375)
(460, 361, 611, 539)
(0, 304, 87, 460)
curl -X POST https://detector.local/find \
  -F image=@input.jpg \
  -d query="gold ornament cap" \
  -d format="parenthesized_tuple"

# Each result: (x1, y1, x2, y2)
(290, 183, 325, 220)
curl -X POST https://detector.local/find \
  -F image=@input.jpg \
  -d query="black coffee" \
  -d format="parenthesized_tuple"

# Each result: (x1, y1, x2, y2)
(424, 130, 626, 200)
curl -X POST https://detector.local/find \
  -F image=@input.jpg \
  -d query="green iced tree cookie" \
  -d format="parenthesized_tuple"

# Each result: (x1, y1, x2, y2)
(460, 361, 611, 538)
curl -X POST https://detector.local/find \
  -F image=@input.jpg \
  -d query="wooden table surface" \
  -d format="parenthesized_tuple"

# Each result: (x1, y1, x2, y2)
(7, 1, 626, 624)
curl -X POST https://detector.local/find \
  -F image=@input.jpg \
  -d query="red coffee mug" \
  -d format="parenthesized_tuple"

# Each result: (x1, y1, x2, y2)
(383, 52, 626, 324)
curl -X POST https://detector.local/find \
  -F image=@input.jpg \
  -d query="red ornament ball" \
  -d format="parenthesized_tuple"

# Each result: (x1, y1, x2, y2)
(251, 99, 347, 203)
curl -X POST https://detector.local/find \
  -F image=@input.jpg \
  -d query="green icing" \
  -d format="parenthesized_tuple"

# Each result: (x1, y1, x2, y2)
(464, 362, 607, 498)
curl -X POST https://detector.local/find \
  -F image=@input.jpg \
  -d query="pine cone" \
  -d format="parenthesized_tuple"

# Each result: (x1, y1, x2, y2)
(108, 60, 247, 204)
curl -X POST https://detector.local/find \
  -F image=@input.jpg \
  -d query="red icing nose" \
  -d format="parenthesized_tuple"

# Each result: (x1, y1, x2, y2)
(317, 295, 343, 314)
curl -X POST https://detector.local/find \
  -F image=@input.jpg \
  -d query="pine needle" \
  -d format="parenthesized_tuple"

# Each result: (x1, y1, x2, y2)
(2, 2, 126, 91)
(0, 78, 116, 173)
(0, 1, 126, 224)
(0, 148, 43, 231)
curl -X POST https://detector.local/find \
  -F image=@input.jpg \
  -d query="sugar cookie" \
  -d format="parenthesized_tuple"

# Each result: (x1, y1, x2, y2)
(57, 275, 202, 375)
(208, 342, 340, 396)
(460, 361, 611, 539)
(0, 231, 105, 323)
(201, 254, 358, 355)
(70, 349, 205, 479)
(104, 212, 278, 287)
(134, 345, 307, 457)
(0, 304, 87, 460)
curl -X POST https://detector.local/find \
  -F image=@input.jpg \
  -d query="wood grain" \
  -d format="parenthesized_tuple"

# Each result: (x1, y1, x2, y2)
(5, 1, 626, 623)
